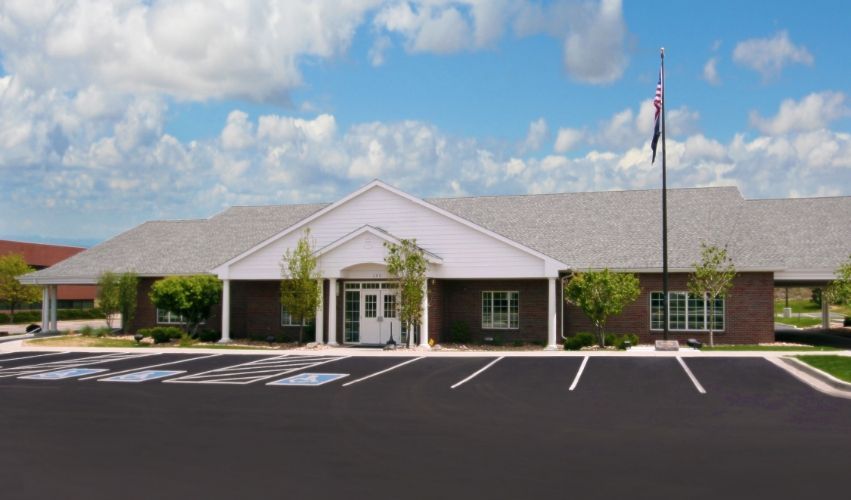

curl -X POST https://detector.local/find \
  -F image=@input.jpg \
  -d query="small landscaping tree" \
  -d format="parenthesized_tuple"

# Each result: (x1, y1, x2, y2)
(688, 243, 736, 347)
(564, 269, 640, 347)
(149, 275, 222, 336)
(0, 254, 41, 324)
(97, 272, 121, 329)
(280, 229, 322, 344)
(825, 254, 851, 309)
(384, 239, 427, 348)
(97, 272, 138, 332)
(117, 272, 138, 333)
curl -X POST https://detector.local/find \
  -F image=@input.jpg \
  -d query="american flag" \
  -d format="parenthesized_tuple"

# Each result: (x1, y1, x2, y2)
(651, 67, 663, 163)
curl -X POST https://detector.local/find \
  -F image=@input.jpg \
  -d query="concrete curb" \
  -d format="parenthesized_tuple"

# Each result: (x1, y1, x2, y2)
(765, 356, 851, 400)
(3, 340, 851, 358)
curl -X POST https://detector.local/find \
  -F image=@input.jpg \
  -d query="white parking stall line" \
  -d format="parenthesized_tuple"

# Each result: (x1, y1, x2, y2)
(341, 357, 424, 387)
(677, 357, 707, 394)
(451, 357, 503, 389)
(79, 354, 223, 380)
(0, 351, 71, 364)
(0, 352, 159, 379)
(164, 355, 349, 385)
(569, 356, 589, 391)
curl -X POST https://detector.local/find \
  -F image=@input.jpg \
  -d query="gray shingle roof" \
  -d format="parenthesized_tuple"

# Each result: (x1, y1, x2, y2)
(24, 203, 327, 280)
(738, 197, 851, 270)
(429, 187, 758, 270)
(22, 185, 851, 282)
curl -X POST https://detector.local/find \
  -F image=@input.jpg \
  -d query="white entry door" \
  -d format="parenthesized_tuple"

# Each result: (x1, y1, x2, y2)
(356, 283, 401, 344)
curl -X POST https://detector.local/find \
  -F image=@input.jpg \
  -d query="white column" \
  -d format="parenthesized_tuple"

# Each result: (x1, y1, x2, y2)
(41, 287, 49, 332)
(327, 278, 338, 345)
(315, 280, 325, 344)
(822, 295, 831, 330)
(545, 277, 558, 350)
(219, 279, 231, 343)
(49, 286, 58, 333)
(419, 279, 430, 348)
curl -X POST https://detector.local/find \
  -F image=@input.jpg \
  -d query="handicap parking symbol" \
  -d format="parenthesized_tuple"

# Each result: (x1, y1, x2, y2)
(268, 373, 349, 386)
(19, 368, 109, 380)
(101, 370, 186, 383)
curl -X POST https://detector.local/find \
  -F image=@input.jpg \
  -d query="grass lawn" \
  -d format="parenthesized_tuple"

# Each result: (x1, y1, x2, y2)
(774, 316, 823, 328)
(27, 335, 279, 350)
(702, 345, 840, 352)
(774, 298, 851, 317)
(796, 355, 851, 383)
(27, 336, 145, 348)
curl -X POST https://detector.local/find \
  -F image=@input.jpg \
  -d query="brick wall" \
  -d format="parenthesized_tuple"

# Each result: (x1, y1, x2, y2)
(438, 279, 550, 344)
(563, 272, 775, 344)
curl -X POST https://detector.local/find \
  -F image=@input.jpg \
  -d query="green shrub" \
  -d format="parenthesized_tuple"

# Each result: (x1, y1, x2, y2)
(844, 317, 851, 327)
(139, 326, 183, 344)
(512, 339, 525, 347)
(198, 329, 220, 343)
(93, 327, 112, 338)
(449, 320, 471, 343)
(79, 325, 94, 337)
(564, 332, 595, 350)
(613, 333, 640, 350)
(178, 332, 197, 347)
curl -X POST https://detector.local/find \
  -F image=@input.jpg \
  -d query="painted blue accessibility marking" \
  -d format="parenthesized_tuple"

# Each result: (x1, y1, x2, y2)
(20, 368, 108, 380)
(100, 370, 186, 383)
(267, 373, 349, 386)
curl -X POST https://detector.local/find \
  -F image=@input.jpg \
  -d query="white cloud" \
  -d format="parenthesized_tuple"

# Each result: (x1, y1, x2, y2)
(732, 31, 814, 80)
(562, 0, 628, 84)
(554, 128, 584, 153)
(523, 118, 549, 152)
(702, 57, 720, 85)
(372, 0, 631, 85)
(749, 91, 849, 135)
(0, 0, 378, 102)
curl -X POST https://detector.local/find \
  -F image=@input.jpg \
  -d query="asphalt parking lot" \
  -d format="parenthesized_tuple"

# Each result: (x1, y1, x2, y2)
(1, 350, 850, 499)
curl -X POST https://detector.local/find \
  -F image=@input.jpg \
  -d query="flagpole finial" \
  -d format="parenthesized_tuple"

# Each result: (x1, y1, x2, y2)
(660, 47, 665, 56)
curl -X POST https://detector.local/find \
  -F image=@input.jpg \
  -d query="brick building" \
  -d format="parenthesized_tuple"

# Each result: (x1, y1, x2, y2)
(0, 240, 95, 310)
(20, 180, 851, 345)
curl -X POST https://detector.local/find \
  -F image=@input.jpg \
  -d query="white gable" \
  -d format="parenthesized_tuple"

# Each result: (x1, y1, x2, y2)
(214, 181, 564, 280)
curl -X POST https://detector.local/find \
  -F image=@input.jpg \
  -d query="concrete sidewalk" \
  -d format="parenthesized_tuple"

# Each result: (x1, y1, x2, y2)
(2, 339, 850, 358)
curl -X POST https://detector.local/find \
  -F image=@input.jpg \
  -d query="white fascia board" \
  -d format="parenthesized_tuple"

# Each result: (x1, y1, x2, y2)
(774, 270, 837, 281)
(314, 225, 444, 264)
(572, 266, 781, 274)
(17, 276, 99, 285)
(210, 179, 566, 276)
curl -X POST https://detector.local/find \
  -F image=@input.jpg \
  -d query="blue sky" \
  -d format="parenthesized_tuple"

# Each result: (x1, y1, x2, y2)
(1, 0, 849, 247)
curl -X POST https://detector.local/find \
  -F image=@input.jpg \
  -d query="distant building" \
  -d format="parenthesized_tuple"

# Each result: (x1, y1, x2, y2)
(0, 240, 96, 310)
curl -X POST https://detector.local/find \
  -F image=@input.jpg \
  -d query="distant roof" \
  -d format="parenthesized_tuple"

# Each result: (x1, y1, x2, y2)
(0, 239, 85, 267)
(20, 185, 851, 282)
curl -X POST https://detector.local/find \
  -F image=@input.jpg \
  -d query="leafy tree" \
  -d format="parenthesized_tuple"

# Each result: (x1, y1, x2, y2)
(280, 229, 322, 344)
(825, 254, 851, 308)
(564, 269, 640, 347)
(811, 288, 822, 308)
(688, 243, 736, 347)
(384, 239, 427, 347)
(97, 272, 121, 329)
(118, 272, 138, 333)
(149, 275, 222, 336)
(0, 254, 41, 324)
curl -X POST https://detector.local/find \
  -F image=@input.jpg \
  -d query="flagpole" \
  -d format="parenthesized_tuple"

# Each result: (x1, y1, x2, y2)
(660, 47, 669, 341)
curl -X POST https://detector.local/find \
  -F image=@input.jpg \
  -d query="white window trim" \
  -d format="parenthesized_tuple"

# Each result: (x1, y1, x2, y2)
(156, 308, 185, 325)
(649, 291, 725, 332)
(481, 290, 520, 330)
(281, 305, 309, 327)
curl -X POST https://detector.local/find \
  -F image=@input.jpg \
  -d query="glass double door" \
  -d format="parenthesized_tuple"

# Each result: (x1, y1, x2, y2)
(343, 282, 402, 344)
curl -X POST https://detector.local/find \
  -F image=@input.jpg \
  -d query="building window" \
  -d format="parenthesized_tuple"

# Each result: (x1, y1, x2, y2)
(281, 306, 309, 327)
(650, 292, 725, 331)
(383, 294, 397, 318)
(157, 309, 185, 325)
(344, 291, 360, 343)
(364, 294, 377, 318)
(482, 291, 519, 329)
